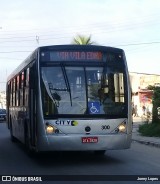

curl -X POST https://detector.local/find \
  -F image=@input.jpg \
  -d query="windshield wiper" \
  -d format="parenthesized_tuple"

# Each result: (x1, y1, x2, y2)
(61, 64, 72, 106)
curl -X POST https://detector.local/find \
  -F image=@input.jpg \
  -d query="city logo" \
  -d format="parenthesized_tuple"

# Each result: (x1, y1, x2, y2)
(55, 120, 78, 126)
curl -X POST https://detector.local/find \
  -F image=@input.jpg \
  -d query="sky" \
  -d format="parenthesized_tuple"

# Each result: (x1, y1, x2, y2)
(0, 0, 160, 91)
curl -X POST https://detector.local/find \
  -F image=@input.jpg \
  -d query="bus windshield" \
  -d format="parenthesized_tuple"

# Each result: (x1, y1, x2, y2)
(41, 63, 127, 117)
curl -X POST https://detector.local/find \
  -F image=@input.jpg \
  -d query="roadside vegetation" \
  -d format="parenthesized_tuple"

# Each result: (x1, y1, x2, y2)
(138, 86, 160, 137)
(139, 123, 160, 137)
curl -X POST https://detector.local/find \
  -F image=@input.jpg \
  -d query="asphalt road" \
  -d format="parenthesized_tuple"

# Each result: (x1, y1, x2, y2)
(0, 122, 160, 184)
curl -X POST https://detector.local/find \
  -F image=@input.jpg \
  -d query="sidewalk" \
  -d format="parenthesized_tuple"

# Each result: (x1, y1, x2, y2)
(132, 116, 160, 148)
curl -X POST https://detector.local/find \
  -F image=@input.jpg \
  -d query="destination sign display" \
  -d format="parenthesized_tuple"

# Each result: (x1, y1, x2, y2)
(41, 51, 103, 62)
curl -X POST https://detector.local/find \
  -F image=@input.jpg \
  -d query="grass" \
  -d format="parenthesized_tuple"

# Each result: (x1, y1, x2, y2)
(138, 123, 160, 137)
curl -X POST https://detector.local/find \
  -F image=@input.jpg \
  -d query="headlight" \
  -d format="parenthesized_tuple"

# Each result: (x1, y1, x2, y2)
(46, 125, 55, 134)
(118, 124, 126, 132)
(112, 122, 127, 133)
(46, 123, 60, 134)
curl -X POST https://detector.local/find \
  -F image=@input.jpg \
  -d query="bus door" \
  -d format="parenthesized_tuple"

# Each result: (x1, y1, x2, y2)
(28, 63, 37, 147)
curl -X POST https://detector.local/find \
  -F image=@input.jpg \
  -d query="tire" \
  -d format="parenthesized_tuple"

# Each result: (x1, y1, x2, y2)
(25, 125, 32, 153)
(25, 124, 37, 156)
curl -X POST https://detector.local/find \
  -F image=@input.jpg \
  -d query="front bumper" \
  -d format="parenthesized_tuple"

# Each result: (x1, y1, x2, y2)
(37, 133, 132, 151)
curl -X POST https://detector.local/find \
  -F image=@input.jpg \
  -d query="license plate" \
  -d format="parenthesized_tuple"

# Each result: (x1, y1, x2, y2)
(82, 137, 98, 143)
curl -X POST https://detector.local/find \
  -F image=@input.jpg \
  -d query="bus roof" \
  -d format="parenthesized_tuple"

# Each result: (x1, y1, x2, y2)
(39, 44, 123, 52)
(7, 45, 124, 82)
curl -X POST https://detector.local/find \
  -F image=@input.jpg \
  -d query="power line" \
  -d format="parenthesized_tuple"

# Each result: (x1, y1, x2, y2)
(115, 41, 160, 47)
(1, 11, 160, 35)
(0, 39, 35, 44)
(1, 14, 160, 42)
(0, 35, 35, 40)
(0, 41, 160, 54)
(0, 51, 31, 53)
(0, 17, 160, 45)
(0, 57, 22, 60)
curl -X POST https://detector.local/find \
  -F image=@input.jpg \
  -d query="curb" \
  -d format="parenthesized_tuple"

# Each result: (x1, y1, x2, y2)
(132, 139, 160, 148)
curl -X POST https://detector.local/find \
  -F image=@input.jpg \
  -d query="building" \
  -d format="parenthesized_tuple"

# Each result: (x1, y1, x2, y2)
(130, 72, 160, 116)
(0, 91, 6, 109)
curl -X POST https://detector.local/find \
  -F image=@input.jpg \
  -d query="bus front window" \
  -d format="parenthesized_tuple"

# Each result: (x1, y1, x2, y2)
(41, 65, 127, 117)
(41, 66, 87, 115)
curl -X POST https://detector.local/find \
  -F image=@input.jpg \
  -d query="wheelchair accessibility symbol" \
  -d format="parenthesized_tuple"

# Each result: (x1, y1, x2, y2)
(88, 102, 100, 114)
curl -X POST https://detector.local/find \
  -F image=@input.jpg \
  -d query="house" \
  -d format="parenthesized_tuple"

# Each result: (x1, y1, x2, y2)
(130, 72, 160, 116)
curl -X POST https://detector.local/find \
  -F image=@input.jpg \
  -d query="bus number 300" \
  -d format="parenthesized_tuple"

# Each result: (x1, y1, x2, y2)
(101, 125, 110, 130)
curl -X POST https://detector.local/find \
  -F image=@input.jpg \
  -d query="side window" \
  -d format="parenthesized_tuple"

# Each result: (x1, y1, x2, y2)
(10, 81, 13, 106)
(20, 71, 25, 106)
(7, 81, 11, 107)
(98, 72, 125, 105)
(16, 75, 20, 106)
(24, 68, 29, 106)
(114, 73, 125, 103)
(21, 72, 25, 89)
(17, 75, 20, 90)
(26, 68, 30, 87)
(13, 78, 16, 106)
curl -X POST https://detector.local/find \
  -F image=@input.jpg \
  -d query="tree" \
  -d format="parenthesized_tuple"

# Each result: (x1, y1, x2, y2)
(147, 85, 155, 90)
(152, 87, 160, 123)
(72, 34, 94, 45)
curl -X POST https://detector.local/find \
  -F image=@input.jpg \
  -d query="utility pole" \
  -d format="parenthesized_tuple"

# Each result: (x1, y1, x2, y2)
(36, 35, 39, 45)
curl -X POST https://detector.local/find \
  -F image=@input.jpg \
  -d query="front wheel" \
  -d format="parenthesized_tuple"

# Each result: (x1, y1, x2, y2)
(24, 124, 38, 157)
(25, 124, 33, 155)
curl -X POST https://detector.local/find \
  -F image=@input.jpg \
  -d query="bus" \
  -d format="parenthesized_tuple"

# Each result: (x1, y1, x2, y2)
(6, 45, 132, 154)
